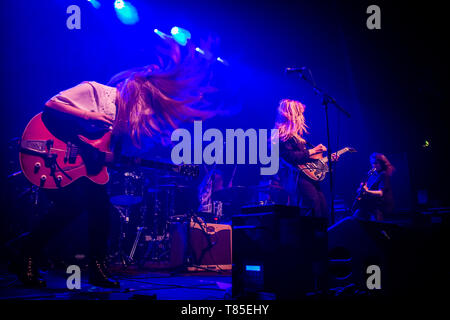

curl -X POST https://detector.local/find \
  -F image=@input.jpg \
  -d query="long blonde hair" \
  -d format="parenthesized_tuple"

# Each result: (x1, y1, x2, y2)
(274, 99, 308, 144)
(110, 40, 216, 146)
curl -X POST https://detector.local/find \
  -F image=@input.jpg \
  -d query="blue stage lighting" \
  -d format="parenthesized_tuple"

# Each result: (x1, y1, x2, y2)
(114, 0, 139, 25)
(217, 57, 229, 66)
(245, 265, 261, 272)
(114, 0, 125, 9)
(154, 28, 171, 40)
(195, 47, 205, 55)
(170, 26, 191, 46)
(87, 0, 101, 9)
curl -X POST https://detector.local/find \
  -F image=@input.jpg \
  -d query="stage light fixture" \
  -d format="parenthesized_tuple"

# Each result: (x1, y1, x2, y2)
(216, 57, 229, 66)
(170, 26, 191, 46)
(87, 0, 101, 9)
(154, 28, 171, 40)
(114, 0, 139, 25)
(195, 47, 205, 55)
(114, 0, 125, 9)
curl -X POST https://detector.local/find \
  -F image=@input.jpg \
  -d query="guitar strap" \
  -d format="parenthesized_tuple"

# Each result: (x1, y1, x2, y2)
(306, 141, 315, 149)
(366, 171, 382, 190)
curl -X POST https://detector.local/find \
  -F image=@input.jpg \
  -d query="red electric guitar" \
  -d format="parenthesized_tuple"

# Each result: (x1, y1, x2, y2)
(19, 112, 198, 189)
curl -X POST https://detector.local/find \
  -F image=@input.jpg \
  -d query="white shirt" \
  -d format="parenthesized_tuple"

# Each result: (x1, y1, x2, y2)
(49, 81, 117, 121)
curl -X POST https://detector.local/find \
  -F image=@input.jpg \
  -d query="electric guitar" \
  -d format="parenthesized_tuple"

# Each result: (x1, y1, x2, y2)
(351, 168, 378, 212)
(19, 112, 199, 189)
(297, 147, 357, 181)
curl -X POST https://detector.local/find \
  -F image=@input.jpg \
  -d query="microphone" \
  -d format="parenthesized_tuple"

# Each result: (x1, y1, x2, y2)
(368, 168, 376, 175)
(285, 67, 307, 74)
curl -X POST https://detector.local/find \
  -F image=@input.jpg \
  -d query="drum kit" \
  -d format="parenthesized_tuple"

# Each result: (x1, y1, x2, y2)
(107, 167, 198, 267)
(107, 167, 290, 268)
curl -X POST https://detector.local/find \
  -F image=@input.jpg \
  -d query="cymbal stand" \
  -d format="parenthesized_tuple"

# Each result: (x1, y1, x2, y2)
(114, 205, 132, 268)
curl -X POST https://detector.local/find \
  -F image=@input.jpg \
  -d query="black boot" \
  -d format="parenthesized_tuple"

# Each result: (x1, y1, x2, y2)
(88, 259, 120, 288)
(9, 256, 47, 288)
(6, 234, 46, 288)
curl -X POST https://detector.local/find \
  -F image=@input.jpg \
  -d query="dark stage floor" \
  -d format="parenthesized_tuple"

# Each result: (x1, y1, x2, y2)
(0, 264, 232, 300)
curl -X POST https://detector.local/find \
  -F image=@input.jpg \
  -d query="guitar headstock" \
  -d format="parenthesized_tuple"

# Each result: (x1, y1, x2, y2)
(346, 147, 357, 153)
(179, 164, 200, 177)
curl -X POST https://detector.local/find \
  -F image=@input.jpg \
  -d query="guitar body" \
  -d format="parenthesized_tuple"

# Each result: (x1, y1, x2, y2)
(19, 112, 110, 189)
(351, 169, 377, 212)
(19, 112, 199, 189)
(297, 153, 329, 181)
(297, 147, 357, 182)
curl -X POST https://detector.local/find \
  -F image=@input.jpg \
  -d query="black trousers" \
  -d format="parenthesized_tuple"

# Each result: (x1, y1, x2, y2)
(24, 178, 111, 259)
(297, 178, 328, 219)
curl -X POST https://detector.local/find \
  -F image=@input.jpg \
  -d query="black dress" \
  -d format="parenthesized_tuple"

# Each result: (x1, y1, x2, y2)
(279, 138, 328, 219)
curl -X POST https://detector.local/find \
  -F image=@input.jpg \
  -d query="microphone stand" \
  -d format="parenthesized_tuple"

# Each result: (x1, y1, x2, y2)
(295, 69, 351, 225)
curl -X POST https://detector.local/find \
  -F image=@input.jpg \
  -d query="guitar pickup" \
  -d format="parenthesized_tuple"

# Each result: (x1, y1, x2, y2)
(64, 142, 79, 164)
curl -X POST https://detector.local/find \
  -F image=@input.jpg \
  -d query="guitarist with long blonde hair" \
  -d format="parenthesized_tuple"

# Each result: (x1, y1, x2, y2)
(274, 99, 338, 220)
(8, 39, 216, 288)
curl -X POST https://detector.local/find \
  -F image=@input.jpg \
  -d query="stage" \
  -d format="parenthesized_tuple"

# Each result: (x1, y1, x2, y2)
(0, 264, 231, 300)
(0, 0, 449, 311)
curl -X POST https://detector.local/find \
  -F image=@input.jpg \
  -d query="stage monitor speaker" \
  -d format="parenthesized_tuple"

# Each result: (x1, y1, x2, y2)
(232, 205, 328, 299)
(328, 217, 408, 295)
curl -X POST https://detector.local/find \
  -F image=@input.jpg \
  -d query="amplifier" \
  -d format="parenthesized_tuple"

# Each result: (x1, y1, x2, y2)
(143, 220, 232, 271)
(187, 221, 232, 271)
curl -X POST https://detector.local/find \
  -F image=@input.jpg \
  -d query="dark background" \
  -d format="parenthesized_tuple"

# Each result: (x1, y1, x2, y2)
(1, 0, 449, 242)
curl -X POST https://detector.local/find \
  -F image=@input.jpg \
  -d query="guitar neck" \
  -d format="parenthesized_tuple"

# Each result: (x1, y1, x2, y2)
(115, 155, 198, 177)
(140, 158, 181, 173)
(118, 156, 179, 172)
(321, 148, 349, 163)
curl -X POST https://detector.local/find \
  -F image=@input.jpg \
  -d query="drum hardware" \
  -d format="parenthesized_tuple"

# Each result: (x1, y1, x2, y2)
(212, 201, 223, 222)
(113, 205, 134, 268)
(210, 186, 251, 223)
(109, 169, 144, 206)
(249, 184, 290, 206)
(108, 166, 221, 267)
(129, 226, 144, 263)
(140, 184, 197, 264)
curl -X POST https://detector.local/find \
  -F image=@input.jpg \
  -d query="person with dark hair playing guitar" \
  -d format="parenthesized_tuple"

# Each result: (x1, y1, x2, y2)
(352, 153, 395, 221)
(8, 40, 215, 288)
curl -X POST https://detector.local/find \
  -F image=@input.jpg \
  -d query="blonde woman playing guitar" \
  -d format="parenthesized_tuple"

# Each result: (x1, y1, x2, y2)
(8, 40, 216, 288)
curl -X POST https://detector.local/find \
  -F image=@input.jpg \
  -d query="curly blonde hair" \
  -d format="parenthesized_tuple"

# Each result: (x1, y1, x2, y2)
(274, 99, 309, 144)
